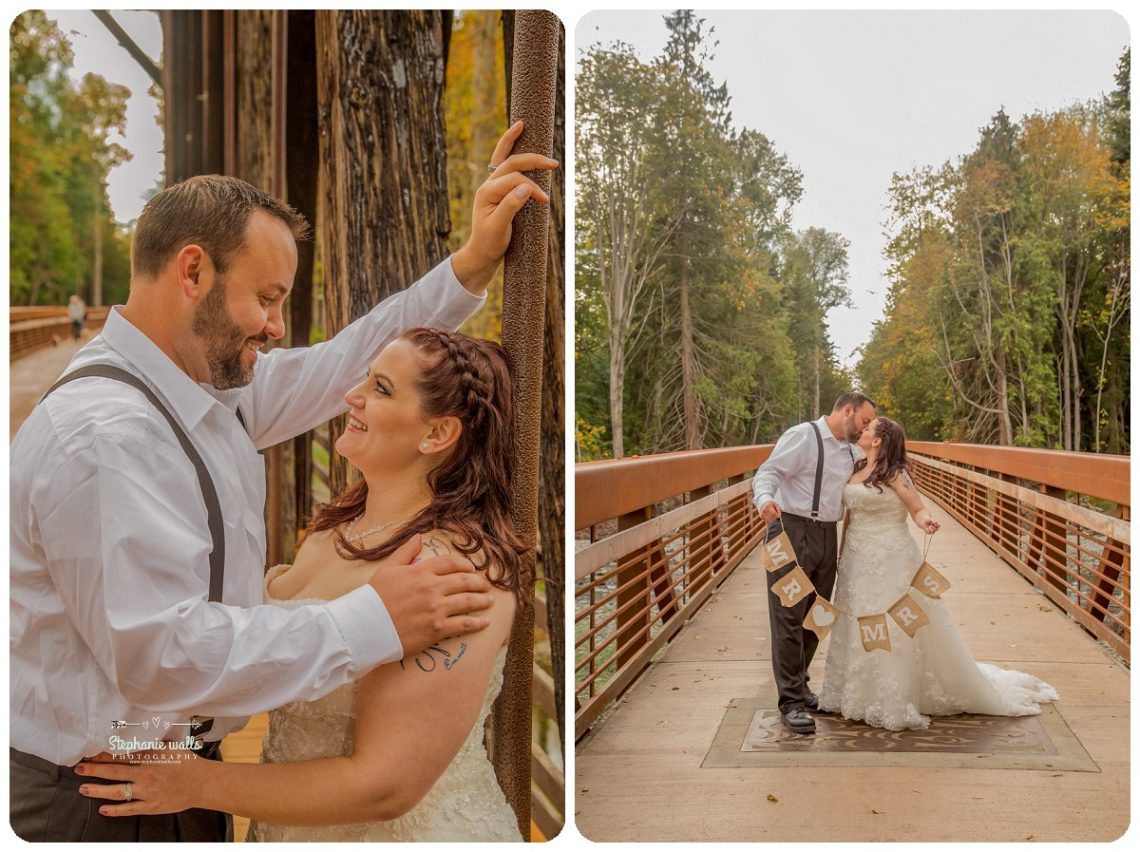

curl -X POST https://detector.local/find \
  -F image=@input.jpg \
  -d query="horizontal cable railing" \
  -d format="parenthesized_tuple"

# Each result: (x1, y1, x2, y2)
(575, 447, 772, 739)
(908, 443, 1130, 661)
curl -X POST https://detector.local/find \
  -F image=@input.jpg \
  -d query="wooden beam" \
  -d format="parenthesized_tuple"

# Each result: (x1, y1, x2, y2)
(93, 10, 163, 88)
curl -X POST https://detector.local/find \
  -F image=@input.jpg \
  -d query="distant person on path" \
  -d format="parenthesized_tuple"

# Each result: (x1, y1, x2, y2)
(752, 392, 875, 734)
(67, 293, 86, 341)
(10, 121, 554, 842)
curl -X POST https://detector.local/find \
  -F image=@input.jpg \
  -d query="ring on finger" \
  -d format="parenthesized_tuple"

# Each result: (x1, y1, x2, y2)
(123, 782, 133, 802)
(487, 162, 499, 173)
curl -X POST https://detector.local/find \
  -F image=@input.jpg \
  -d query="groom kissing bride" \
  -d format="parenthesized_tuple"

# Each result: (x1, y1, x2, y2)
(753, 393, 1057, 735)
(10, 123, 554, 841)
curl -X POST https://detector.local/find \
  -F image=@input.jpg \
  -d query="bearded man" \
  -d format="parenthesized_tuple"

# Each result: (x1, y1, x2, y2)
(751, 392, 875, 734)
(10, 140, 553, 842)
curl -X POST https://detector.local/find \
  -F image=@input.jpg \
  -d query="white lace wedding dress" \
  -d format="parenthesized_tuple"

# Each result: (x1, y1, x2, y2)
(817, 483, 1058, 731)
(246, 584, 522, 842)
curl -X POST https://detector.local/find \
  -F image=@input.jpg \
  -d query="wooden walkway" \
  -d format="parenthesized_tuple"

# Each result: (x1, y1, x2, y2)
(576, 500, 1130, 842)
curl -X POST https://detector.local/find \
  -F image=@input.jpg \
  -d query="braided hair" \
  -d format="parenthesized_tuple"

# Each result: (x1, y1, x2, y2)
(861, 416, 911, 493)
(309, 328, 531, 604)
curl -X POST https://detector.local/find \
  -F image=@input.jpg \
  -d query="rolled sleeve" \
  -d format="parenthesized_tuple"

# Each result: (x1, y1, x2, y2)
(752, 426, 808, 511)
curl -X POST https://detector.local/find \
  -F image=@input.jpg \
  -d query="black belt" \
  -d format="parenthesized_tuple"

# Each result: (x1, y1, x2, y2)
(10, 741, 223, 783)
(780, 512, 838, 528)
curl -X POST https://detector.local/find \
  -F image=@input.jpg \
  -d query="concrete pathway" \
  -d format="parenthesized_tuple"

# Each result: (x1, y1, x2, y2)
(576, 501, 1130, 842)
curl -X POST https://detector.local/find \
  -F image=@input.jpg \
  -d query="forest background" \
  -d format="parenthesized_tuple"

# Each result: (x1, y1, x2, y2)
(575, 11, 1130, 458)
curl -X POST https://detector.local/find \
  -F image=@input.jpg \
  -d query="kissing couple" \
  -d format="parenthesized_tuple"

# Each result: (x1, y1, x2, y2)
(10, 123, 555, 842)
(752, 393, 1058, 735)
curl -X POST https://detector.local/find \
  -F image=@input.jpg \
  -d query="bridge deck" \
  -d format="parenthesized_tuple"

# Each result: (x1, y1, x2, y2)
(576, 500, 1129, 842)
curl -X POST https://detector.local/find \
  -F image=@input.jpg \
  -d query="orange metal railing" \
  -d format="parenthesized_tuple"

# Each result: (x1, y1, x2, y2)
(575, 447, 773, 738)
(575, 441, 1130, 738)
(908, 443, 1130, 660)
(10, 306, 111, 360)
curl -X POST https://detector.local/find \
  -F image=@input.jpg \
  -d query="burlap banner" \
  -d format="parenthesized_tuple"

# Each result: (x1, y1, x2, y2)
(766, 527, 948, 653)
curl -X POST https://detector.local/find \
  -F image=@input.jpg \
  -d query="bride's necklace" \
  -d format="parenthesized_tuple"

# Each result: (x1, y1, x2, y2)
(343, 514, 409, 544)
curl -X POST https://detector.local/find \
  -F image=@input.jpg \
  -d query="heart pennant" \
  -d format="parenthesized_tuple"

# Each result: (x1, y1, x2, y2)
(804, 596, 841, 640)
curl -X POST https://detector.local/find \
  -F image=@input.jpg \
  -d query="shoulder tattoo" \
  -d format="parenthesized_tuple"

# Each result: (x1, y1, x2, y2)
(399, 640, 468, 674)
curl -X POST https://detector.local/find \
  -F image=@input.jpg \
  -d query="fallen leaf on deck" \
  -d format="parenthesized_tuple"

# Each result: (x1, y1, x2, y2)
(766, 794, 779, 803)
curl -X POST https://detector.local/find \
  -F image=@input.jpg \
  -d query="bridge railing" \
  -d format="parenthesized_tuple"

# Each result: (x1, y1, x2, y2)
(574, 446, 773, 738)
(575, 441, 1131, 737)
(10, 306, 111, 360)
(908, 443, 1130, 661)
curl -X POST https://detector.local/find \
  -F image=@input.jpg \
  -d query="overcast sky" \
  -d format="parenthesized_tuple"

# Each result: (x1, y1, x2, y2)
(32, 9, 1130, 366)
(576, 10, 1129, 367)
(44, 9, 163, 224)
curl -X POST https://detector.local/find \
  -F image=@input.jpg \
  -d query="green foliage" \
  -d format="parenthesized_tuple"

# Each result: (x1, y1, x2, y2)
(10, 11, 131, 306)
(862, 56, 1130, 454)
(575, 12, 850, 457)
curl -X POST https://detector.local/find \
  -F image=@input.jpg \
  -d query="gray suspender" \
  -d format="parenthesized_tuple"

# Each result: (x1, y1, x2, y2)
(808, 421, 825, 519)
(41, 365, 226, 603)
(807, 420, 857, 520)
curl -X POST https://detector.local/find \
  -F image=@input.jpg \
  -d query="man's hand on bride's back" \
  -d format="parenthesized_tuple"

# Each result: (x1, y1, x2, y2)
(367, 535, 494, 657)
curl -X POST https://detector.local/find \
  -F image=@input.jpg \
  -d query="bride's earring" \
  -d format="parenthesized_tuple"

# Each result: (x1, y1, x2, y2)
(420, 442, 431, 453)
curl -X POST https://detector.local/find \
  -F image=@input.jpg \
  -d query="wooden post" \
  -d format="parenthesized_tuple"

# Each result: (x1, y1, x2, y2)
(1041, 486, 1070, 593)
(492, 9, 559, 838)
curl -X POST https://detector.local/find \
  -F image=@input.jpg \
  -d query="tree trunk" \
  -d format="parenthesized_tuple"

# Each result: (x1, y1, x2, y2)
(494, 11, 559, 837)
(812, 344, 820, 420)
(316, 10, 451, 496)
(286, 10, 320, 530)
(609, 332, 625, 458)
(236, 10, 294, 564)
(679, 244, 700, 450)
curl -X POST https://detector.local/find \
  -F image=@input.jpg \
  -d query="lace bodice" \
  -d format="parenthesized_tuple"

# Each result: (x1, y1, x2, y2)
(817, 483, 1058, 731)
(246, 582, 521, 842)
(833, 483, 924, 614)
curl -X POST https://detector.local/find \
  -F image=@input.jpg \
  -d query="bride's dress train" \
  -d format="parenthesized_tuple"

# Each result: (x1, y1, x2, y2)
(818, 484, 1058, 731)
(246, 577, 522, 842)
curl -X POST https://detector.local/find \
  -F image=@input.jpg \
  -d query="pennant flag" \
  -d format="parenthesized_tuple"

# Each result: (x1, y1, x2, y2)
(762, 530, 797, 573)
(804, 596, 841, 640)
(857, 613, 891, 652)
(773, 565, 814, 608)
(912, 561, 951, 599)
(888, 592, 931, 638)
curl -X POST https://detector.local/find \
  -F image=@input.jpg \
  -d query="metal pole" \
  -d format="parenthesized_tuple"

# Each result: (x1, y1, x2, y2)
(493, 9, 559, 839)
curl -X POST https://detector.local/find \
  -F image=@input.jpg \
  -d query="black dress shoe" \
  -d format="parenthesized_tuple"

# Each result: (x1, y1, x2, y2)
(780, 706, 816, 734)
(805, 691, 820, 711)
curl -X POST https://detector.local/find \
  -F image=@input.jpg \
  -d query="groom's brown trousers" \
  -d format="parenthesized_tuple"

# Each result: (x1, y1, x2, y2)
(766, 514, 838, 713)
(9, 744, 232, 842)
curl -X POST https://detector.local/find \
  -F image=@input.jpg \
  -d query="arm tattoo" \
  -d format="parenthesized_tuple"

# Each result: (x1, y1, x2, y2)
(399, 641, 468, 673)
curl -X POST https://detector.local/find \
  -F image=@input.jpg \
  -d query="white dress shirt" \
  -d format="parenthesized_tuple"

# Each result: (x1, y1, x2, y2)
(10, 257, 484, 765)
(751, 416, 866, 523)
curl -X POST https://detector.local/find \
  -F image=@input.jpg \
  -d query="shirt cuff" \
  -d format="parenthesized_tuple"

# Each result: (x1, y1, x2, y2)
(425, 256, 487, 330)
(754, 492, 774, 510)
(323, 584, 405, 671)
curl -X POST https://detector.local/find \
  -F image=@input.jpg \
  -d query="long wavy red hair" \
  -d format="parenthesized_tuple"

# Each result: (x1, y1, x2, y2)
(308, 328, 530, 604)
